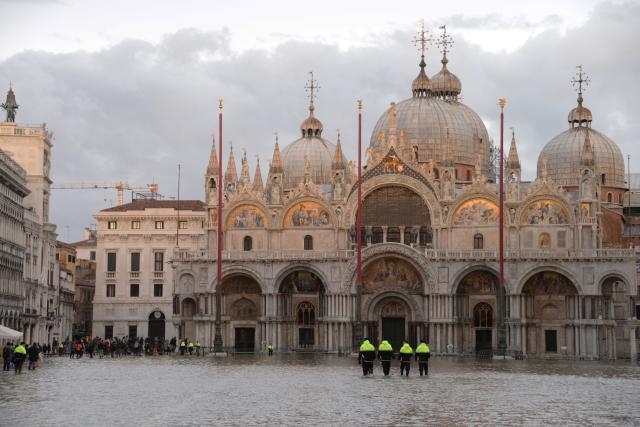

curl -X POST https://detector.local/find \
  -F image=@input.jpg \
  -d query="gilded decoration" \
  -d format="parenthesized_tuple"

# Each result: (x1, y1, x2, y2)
(284, 201, 331, 227)
(363, 258, 422, 293)
(521, 200, 569, 225)
(452, 199, 498, 225)
(381, 155, 405, 174)
(226, 205, 267, 228)
(522, 272, 577, 295)
(457, 271, 498, 294)
(280, 271, 322, 294)
(221, 276, 261, 295)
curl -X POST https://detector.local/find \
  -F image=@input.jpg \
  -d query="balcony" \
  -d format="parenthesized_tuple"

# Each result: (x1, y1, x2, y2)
(105, 271, 116, 280)
(153, 271, 164, 280)
(130, 271, 140, 280)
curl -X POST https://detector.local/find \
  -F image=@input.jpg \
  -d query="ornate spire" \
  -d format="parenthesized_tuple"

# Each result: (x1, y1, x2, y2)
(581, 128, 595, 167)
(431, 25, 461, 100)
(252, 155, 264, 193)
(507, 127, 521, 170)
(332, 129, 346, 170)
(411, 19, 433, 97)
(206, 133, 218, 176)
(224, 142, 238, 189)
(269, 135, 284, 174)
(239, 147, 251, 188)
(1, 81, 19, 123)
(300, 72, 324, 137)
(568, 65, 592, 127)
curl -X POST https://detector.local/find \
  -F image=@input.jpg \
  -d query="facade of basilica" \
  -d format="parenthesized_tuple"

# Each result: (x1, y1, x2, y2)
(100, 28, 639, 359)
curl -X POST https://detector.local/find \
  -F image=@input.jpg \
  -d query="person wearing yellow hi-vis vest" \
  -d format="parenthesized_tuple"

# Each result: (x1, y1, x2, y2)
(377, 340, 393, 376)
(358, 339, 376, 376)
(415, 340, 431, 376)
(398, 341, 413, 377)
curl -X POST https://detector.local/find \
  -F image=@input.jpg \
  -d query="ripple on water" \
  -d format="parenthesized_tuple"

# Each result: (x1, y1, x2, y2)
(1, 355, 639, 426)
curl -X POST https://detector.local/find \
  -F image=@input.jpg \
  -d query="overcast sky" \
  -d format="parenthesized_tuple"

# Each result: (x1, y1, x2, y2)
(0, 0, 637, 242)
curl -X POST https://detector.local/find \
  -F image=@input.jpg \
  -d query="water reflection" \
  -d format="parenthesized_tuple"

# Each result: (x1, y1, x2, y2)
(1, 355, 639, 426)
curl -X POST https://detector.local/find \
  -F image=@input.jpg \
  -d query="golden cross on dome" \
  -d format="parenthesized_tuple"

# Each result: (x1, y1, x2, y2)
(305, 71, 320, 103)
(413, 18, 432, 56)
(436, 25, 454, 57)
(571, 64, 590, 95)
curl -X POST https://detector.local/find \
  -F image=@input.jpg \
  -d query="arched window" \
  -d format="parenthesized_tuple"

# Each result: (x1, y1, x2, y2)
(607, 192, 612, 203)
(387, 227, 401, 243)
(304, 235, 313, 250)
(539, 232, 551, 249)
(243, 236, 252, 251)
(372, 227, 383, 244)
(209, 178, 216, 189)
(297, 302, 315, 325)
(474, 302, 493, 327)
(473, 233, 484, 249)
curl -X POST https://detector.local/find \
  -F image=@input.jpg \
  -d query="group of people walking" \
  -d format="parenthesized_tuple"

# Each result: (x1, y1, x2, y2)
(2, 341, 42, 374)
(359, 339, 431, 377)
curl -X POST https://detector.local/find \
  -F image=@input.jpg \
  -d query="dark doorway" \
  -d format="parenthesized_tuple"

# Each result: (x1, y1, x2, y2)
(381, 317, 405, 352)
(545, 330, 557, 352)
(298, 328, 314, 348)
(235, 327, 255, 353)
(475, 329, 492, 352)
(148, 311, 165, 340)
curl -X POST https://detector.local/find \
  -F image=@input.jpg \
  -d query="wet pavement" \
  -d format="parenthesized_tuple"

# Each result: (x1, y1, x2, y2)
(1, 354, 639, 426)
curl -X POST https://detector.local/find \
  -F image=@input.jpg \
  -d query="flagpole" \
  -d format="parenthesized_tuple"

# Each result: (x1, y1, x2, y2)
(213, 99, 224, 353)
(498, 98, 507, 357)
(354, 99, 364, 349)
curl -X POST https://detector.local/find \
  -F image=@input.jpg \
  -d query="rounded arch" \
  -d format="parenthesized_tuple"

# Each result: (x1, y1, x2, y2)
(521, 271, 579, 296)
(220, 275, 262, 295)
(450, 195, 499, 226)
(178, 273, 195, 294)
(181, 297, 197, 317)
(365, 291, 421, 322)
(342, 242, 435, 294)
(214, 265, 266, 293)
(514, 265, 582, 295)
(222, 200, 269, 230)
(274, 264, 330, 295)
(451, 264, 501, 294)
(598, 272, 631, 295)
(230, 297, 258, 320)
(343, 175, 443, 228)
(455, 269, 500, 295)
(282, 198, 334, 228)
(518, 196, 573, 225)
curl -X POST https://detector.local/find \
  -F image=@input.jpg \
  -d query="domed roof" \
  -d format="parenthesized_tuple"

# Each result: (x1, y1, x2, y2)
(567, 94, 593, 125)
(281, 103, 348, 189)
(369, 95, 491, 174)
(411, 56, 431, 97)
(431, 56, 461, 100)
(537, 126, 625, 188)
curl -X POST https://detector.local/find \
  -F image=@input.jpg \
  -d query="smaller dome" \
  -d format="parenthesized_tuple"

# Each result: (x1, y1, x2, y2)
(568, 94, 592, 126)
(300, 103, 323, 137)
(411, 56, 431, 97)
(431, 57, 461, 100)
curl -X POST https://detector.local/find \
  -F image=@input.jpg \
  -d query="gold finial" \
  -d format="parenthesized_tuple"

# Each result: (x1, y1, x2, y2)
(219, 98, 223, 111)
(571, 64, 590, 95)
(436, 25, 454, 57)
(357, 99, 362, 112)
(305, 71, 320, 106)
(510, 126, 515, 139)
(413, 18, 432, 56)
(336, 128, 341, 141)
(498, 98, 507, 110)
(274, 131, 279, 144)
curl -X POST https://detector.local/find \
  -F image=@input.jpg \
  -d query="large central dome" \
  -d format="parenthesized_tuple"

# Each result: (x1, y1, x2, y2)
(369, 50, 491, 177)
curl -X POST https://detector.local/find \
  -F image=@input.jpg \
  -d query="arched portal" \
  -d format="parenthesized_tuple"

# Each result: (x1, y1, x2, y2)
(148, 310, 166, 340)
(277, 270, 325, 350)
(369, 295, 412, 351)
(221, 275, 262, 353)
(456, 270, 499, 353)
(521, 271, 578, 355)
(181, 298, 196, 340)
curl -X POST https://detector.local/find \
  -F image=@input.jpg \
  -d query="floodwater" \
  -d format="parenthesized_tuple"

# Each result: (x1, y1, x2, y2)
(1, 354, 639, 426)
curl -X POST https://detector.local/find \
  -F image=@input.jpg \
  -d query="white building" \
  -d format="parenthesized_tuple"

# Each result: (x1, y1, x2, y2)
(92, 199, 206, 339)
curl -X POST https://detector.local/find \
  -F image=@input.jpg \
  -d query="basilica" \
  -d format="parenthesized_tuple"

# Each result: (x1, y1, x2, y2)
(159, 28, 638, 359)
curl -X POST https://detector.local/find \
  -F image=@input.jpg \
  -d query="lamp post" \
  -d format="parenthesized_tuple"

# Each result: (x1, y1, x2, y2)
(497, 98, 507, 357)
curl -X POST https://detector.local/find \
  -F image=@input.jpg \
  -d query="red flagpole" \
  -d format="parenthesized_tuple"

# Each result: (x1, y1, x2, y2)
(355, 99, 363, 347)
(498, 98, 507, 356)
(214, 98, 223, 352)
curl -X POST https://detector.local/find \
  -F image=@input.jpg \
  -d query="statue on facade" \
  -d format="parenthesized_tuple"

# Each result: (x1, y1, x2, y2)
(2, 82, 18, 123)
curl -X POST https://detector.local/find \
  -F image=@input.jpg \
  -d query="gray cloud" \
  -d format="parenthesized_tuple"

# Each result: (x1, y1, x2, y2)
(0, 2, 638, 242)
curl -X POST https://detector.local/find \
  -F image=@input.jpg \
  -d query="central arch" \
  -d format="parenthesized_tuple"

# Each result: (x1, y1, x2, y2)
(220, 275, 262, 353)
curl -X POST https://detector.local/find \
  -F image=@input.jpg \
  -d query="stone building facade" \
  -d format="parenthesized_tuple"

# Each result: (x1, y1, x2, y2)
(0, 85, 61, 344)
(168, 30, 638, 360)
(92, 200, 206, 340)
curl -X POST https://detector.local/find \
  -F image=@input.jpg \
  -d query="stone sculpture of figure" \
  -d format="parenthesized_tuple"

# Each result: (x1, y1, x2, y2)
(410, 226, 420, 244)
(509, 208, 516, 224)
(443, 171, 453, 198)
(304, 155, 311, 174)
(270, 178, 281, 205)
(349, 224, 357, 243)
(365, 226, 372, 244)
(581, 170, 594, 199)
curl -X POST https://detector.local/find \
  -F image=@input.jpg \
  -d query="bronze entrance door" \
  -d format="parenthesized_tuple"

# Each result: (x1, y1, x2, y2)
(234, 327, 255, 353)
(475, 329, 492, 352)
(545, 330, 557, 352)
(381, 317, 405, 352)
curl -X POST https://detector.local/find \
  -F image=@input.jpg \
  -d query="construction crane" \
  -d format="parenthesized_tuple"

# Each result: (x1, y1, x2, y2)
(51, 180, 158, 206)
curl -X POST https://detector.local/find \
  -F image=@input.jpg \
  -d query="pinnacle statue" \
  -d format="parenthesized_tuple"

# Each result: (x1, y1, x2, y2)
(1, 82, 18, 123)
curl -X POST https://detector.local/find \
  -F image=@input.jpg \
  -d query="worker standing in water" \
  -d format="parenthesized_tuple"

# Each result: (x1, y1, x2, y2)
(377, 340, 393, 376)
